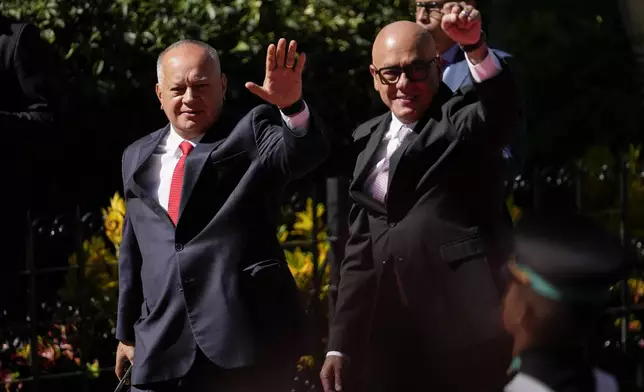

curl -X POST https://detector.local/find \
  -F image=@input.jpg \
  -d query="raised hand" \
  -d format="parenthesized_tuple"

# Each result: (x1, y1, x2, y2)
(245, 38, 307, 109)
(440, 2, 482, 45)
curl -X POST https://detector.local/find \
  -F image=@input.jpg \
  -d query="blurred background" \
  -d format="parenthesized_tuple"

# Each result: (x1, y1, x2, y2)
(0, 0, 642, 391)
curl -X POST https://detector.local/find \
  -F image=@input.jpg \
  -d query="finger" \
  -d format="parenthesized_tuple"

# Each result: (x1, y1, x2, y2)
(275, 38, 287, 68)
(245, 82, 269, 101)
(442, 2, 457, 13)
(450, 4, 461, 15)
(458, 4, 472, 22)
(294, 52, 307, 75)
(468, 9, 481, 23)
(266, 43, 276, 72)
(320, 368, 333, 392)
(286, 40, 297, 69)
(115, 354, 124, 380)
(441, 12, 457, 29)
(334, 363, 343, 391)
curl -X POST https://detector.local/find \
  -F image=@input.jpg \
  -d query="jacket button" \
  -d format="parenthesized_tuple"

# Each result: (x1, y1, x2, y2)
(382, 260, 388, 265)
(389, 222, 396, 228)
(175, 243, 184, 251)
(178, 284, 183, 292)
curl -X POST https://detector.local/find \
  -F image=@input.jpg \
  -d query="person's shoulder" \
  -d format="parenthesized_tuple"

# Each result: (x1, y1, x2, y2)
(352, 112, 389, 141)
(490, 47, 512, 59)
(504, 373, 554, 392)
(593, 368, 619, 392)
(123, 125, 169, 156)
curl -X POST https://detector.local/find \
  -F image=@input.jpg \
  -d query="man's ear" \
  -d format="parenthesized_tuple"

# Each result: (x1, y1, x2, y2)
(221, 73, 228, 97)
(369, 65, 379, 91)
(155, 83, 163, 108)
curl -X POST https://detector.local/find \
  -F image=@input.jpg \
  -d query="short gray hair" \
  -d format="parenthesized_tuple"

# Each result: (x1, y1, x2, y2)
(156, 39, 220, 83)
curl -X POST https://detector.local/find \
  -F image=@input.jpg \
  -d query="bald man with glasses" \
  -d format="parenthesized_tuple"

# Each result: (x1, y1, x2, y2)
(321, 5, 519, 392)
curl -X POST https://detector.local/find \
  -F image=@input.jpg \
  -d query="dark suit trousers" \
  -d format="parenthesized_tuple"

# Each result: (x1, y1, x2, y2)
(361, 263, 511, 392)
(131, 349, 294, 392)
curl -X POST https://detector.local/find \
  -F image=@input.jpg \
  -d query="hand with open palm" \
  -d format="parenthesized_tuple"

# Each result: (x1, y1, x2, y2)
(245, 38, 307, 109)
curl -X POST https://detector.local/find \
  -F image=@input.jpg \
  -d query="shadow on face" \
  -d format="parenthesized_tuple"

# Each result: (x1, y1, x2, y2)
(155, 43, 227, 138)
(369, 21, 441, 124)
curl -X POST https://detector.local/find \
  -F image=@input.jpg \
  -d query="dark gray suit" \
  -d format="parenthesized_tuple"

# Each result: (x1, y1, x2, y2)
(116, 104, 328, 387)
(329, 62, 520, 391)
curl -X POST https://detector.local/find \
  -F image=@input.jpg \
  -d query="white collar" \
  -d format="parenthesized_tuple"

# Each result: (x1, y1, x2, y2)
(167, 124, 204, 153)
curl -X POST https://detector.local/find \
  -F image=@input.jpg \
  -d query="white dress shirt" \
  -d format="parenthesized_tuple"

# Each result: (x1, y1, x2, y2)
(139, 103, 311, 212)
(328, 49, 502, 359)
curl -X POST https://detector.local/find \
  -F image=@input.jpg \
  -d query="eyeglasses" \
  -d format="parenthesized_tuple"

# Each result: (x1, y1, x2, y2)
(415, 1, 445, 19)
(372, 58, 440, 85)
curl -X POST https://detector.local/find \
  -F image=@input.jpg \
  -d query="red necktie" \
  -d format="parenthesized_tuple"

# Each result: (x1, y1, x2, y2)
(168, 141, 194, 225)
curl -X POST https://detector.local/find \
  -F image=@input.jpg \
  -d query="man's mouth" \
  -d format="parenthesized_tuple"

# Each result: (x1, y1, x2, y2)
(397, 96, 416, 103)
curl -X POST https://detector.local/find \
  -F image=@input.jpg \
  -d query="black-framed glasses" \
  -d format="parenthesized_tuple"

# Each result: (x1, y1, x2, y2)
(415, 1, 445, 18)
(372, 58, 440, 85)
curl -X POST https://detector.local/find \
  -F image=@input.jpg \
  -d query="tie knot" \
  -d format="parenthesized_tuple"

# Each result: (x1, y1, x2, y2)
(179, 141, 194, 156)
(398, 125, 412, 140)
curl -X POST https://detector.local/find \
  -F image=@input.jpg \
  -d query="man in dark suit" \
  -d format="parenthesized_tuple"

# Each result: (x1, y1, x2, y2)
(114, 38, 328, 391)
(0, 15, 58, 316)
(320, 4, 520, 392)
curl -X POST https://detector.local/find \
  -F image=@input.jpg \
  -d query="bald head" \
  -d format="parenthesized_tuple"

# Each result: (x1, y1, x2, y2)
(369, 20, 440, 124)
(372, 21, 436, 66)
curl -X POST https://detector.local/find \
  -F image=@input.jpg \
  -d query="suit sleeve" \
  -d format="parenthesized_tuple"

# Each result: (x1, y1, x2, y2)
(449, 52, 521, 148)
(252, 103, 329, 182)
(115, 151, 144, 343)
(327, 202, 378, 359)
(0, 23, 58, 132)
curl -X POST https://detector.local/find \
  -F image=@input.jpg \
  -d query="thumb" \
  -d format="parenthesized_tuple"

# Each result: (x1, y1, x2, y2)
(334, 362, 343, 391)
(245, 82, 269, 101)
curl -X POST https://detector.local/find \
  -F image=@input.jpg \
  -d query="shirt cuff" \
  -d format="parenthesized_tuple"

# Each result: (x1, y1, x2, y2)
(280, 101, 310, 135)
(466, 49, 502, 83)
(326, 351, 345, 358)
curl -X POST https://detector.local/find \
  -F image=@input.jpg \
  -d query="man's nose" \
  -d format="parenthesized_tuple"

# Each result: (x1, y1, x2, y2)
(183, 87, 196, 103)
(396, 72, 411, 90)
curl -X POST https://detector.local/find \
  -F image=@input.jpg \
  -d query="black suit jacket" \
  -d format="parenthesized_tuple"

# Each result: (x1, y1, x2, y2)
(116, 104, 328, 385)
(329, 64, 520, 365)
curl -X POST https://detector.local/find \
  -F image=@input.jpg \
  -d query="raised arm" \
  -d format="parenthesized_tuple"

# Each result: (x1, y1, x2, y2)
(246, 38, 329, 181)
(442, 3, 520, 147)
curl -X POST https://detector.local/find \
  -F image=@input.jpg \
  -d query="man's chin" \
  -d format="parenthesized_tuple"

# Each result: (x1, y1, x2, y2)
(393, 107, 420, 124)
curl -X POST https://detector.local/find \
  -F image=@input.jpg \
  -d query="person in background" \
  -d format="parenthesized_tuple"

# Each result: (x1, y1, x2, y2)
(0, 14, 59, 319)
(502, 212, 624, 392)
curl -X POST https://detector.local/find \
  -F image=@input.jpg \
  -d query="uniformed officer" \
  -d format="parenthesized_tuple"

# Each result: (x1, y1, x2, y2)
(501, 212, 625, 392)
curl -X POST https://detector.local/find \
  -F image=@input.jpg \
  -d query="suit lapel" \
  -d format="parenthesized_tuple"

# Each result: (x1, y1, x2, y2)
(387, 83, 452, 193)
(178, 137, 226, 218)
(128, 125, 173, 225)
(353, 114, 390, 185)
(177, 112, 237, 220)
